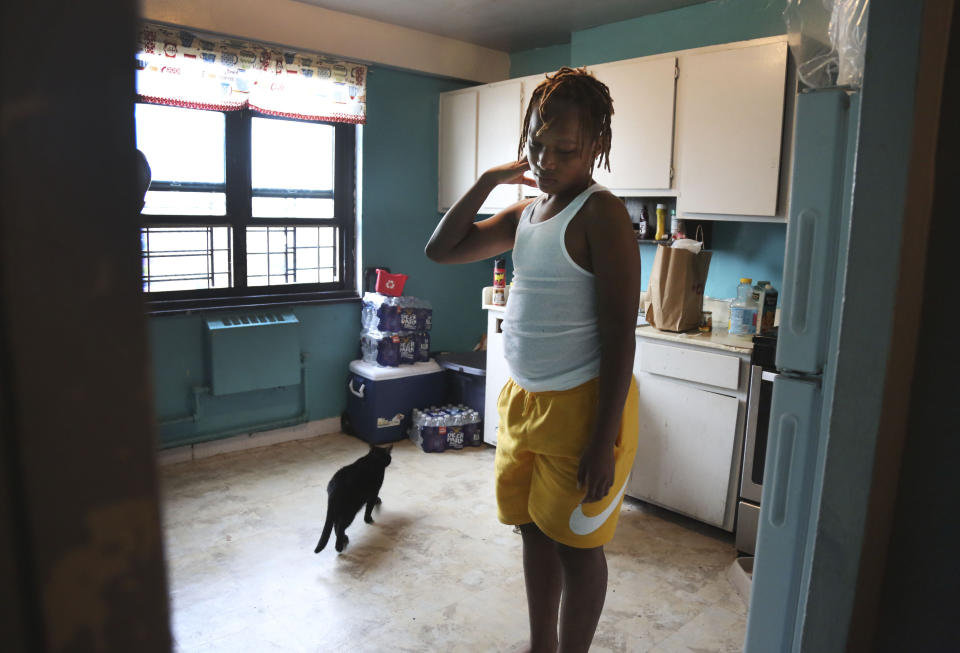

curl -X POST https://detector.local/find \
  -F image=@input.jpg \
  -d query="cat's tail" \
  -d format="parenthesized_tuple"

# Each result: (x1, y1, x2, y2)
(314, 508, 334, 553)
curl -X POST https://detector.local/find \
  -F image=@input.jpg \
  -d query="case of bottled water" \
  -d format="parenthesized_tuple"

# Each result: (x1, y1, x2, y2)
(414, 331, 431, 363)
(360, 293, 433, 367)
(359, 330, 402, 367)
(361, 293, 432, 333)
(407, 404, 483, 453)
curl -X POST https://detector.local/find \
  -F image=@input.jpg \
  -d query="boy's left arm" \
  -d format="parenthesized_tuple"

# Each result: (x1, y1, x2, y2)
(578, 194, 642, 504)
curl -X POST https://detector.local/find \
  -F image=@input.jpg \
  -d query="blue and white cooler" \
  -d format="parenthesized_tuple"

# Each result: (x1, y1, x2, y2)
(345, 359, 446, 444)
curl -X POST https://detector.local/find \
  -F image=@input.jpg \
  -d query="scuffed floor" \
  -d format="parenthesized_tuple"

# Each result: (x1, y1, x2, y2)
(160, 432, 746, 652)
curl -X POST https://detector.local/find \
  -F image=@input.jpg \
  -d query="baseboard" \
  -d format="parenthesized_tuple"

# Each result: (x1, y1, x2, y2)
(157, 416, 342, 465)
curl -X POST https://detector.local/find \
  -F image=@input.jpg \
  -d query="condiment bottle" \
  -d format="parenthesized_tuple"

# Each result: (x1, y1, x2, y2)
(753, 280, 768, 307)
(639, 204, 651, 239)
(759, 282, 778, 334)
(492, 257, 506, 305)
(655, 203, 667, 241)
(699, 311, 713, 333)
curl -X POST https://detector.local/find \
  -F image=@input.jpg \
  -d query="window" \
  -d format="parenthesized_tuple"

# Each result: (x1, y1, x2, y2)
(136, 103, 356, 313)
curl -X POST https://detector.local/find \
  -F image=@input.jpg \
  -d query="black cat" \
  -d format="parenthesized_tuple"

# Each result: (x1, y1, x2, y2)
(314, 444, 392, 553)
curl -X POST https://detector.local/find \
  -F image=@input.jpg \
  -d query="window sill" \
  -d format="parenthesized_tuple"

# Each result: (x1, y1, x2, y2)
(145, 289, 360, 316)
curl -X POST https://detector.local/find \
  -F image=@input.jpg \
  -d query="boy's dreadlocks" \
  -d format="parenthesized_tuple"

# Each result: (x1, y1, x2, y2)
(517, 67, 615, 173)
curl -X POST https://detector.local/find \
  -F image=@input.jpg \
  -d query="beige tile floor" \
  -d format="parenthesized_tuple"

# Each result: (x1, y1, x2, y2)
(160, 432, 746, 652)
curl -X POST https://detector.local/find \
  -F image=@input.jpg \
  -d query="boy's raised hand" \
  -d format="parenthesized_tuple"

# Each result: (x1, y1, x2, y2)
(481, 159, 538, 188)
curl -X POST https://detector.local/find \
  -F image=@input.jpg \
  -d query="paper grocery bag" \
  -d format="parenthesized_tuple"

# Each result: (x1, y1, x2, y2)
(643, 245, 712, 332)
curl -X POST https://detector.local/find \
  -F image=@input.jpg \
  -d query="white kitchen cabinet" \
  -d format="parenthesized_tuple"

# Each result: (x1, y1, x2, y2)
(518, 62, 677, 195)
(477, 80, 524, 213)
(675, 40, 789, 217)
(483, 308, 510, 445)
(591, 56, 677, 193)
(627, 337, 749, 530)
(519, 73, 543, 121)
(438, 81, 524, 212)
(518, 73, 546, 198)
(440, 37, 791, 219)
(438, 88, 477, 211)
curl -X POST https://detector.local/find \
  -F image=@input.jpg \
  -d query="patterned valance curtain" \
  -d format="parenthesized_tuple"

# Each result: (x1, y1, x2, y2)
(135, 23, 367, 124)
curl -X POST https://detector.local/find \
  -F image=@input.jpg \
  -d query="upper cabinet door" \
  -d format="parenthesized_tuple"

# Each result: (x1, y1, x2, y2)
(438, 89, 477, 211)
(592, 57, 677, 192)
(519, 73, 547, 198)
(676, 41, 788, 216)
(477, 80, 524, 213)
(520, 72, 546, 124)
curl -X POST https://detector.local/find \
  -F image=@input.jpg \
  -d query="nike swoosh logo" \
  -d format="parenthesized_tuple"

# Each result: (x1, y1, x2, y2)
(568, 477, 629, 536)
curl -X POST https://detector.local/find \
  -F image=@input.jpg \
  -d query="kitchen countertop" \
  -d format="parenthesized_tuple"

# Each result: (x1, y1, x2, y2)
(635, 325, 753, 353)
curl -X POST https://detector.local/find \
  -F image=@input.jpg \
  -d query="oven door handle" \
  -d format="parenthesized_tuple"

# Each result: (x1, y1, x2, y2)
(741, 365, 764, 497)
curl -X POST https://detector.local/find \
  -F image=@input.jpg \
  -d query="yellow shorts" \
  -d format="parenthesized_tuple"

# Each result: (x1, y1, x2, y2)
(494, 376, 639, 549)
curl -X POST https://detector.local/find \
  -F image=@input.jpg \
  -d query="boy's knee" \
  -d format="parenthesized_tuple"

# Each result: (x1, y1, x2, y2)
(555, 542, 604, 564)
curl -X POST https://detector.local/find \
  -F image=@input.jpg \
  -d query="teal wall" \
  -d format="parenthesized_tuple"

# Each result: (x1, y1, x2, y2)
(510, 0, 789, 299)
(150, 303, 358, 446)
(511, 43, 571, 78)
(150, 65, 482, 447)
(697, 222, 786, 299)
(361, 67, 491, 349)
(570, 0, 785, 66)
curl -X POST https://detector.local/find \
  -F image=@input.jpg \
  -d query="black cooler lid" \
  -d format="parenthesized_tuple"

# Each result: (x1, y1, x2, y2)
(436, 351, 486, 376)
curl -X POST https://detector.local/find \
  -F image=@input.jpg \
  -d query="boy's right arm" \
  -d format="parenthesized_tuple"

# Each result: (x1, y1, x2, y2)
(425, 160, 537, 264)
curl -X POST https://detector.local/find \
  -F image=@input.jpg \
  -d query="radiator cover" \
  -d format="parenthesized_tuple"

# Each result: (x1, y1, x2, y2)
(204, 312, 300, 396)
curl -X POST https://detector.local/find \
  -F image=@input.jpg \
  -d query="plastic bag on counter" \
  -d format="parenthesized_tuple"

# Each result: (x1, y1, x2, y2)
(672, 238, 703, 254)
(783, 0, 869, 89)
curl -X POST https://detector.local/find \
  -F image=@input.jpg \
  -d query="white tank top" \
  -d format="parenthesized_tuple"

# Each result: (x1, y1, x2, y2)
(501, 183, 606, 392)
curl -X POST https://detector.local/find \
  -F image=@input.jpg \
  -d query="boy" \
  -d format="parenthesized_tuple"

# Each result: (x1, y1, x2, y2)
(425, 67, 640, 653)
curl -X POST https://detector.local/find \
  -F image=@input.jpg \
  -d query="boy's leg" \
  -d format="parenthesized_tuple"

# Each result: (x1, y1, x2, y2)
(519, 522, 562, 653)
(555, 543, 608, 653)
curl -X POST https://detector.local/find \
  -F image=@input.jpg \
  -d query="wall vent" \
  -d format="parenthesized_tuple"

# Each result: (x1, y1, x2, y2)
(204, 311, 301, 396)
(208, 312, 297, 329)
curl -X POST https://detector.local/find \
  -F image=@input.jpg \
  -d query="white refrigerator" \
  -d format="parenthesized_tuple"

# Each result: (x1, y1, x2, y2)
(744, 87, 861, 652)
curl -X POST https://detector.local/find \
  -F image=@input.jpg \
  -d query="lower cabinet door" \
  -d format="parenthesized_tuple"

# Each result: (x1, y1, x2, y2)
(626, 372, 740, 529)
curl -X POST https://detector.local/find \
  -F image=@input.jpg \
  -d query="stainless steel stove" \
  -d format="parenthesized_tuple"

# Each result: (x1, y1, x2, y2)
(736, 328, 778, 555)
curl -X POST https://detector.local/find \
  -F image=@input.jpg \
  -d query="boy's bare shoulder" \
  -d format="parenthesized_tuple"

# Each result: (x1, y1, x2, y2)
(581, 190, 630, 225)
(506, 196, 538, 226)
